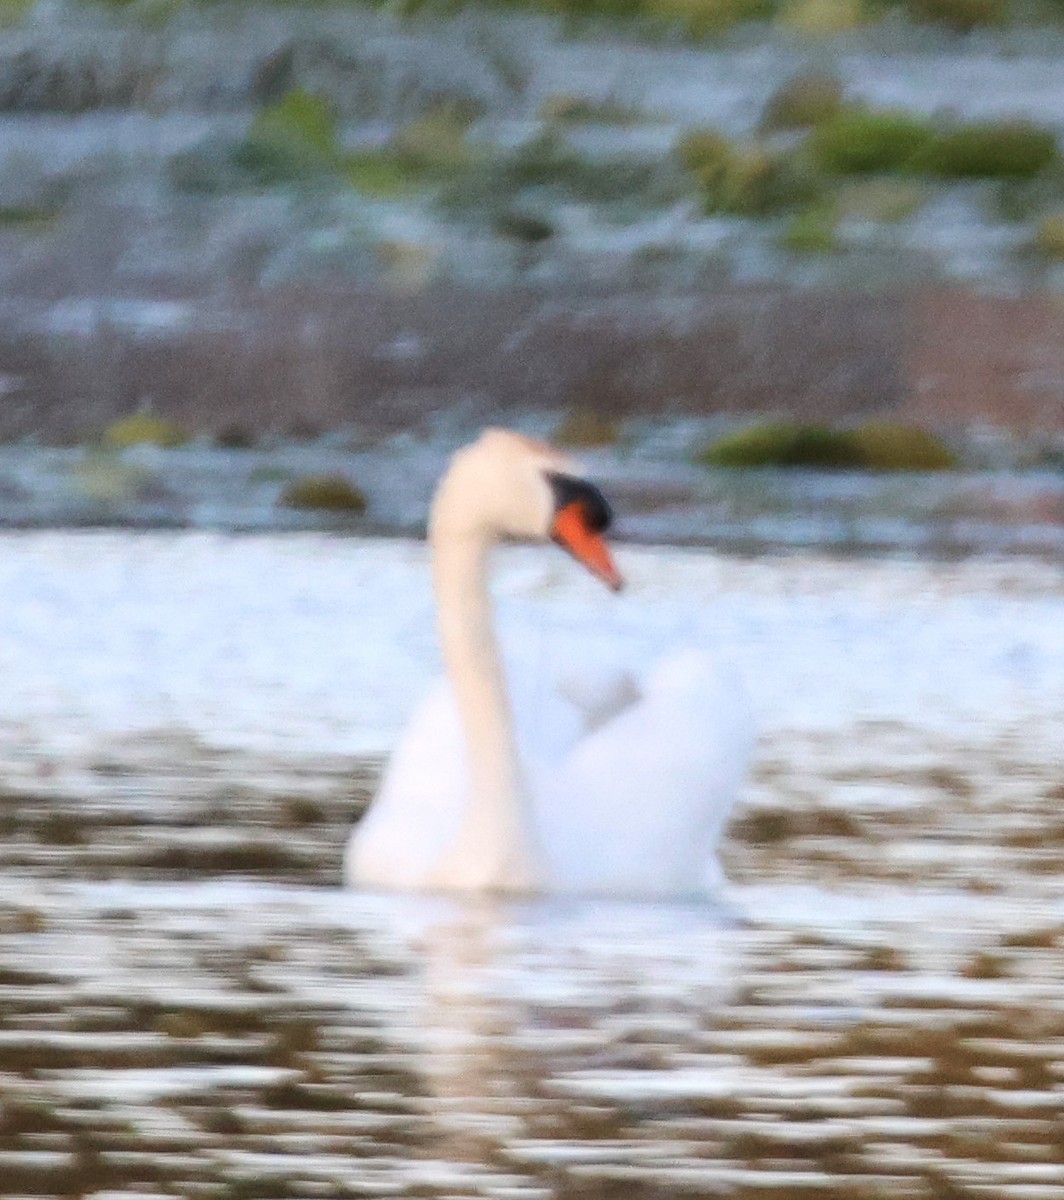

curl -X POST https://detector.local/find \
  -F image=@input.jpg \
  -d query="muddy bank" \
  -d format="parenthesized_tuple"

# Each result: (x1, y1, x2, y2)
(3, 283, 1064, 446)
(0, 283, 904, 442)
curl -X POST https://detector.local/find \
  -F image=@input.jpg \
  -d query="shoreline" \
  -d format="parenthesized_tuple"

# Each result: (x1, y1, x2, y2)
(0, 441, 1061, 557)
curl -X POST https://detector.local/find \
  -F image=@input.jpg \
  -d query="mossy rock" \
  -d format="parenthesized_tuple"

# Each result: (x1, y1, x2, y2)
(917, 121, 1059, 180)
(492, 131, 580, 190)
(759, 70, 845, 133)
(535, 0, 646, 18)
(849, 422, 957, 470)
(494, 209, 555, 245)
(780, 204, 838, 253)
(74, 452, 160, 503)
(648, 0, 769, 36)
(908, 0, 1005, 30)
(442, 130, 652, 214)
(677, 129, 734, 189)
(995, 174, 1062, 223)
(279, 474, 367, 513)
(553, 410, 621, 447)
(698, 423, 863, 468)
(0, 0, 34, 26)
(1035, 212, 1064, 260)
(394, 108, 474, 174)
(837, 178, 927, 222)
(252, 89, 339, 163)
(0, 205, 57, 232)
(103, 413, 188, 449)
(539, 94, 643, 125)
(679, 131, 818, 215)
(490, 131, 656, 205)
(811, 108, 934, 174)
(712, 145, 791, 215)
(235, 89, 342, 186)
(342, 152, 426, 198)
(539, 94, 592, 123)
(777, 0, 868, 34)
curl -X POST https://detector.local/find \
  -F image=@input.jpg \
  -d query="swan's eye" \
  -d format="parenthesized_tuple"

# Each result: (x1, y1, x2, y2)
(546, 472, 613, 533)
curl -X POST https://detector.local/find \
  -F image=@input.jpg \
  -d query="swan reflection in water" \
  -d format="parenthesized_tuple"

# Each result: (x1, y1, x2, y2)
(404, 893, 742, 1173)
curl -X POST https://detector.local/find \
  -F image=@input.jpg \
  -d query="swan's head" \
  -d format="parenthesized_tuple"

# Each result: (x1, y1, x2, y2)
(430, 428, 623, 591)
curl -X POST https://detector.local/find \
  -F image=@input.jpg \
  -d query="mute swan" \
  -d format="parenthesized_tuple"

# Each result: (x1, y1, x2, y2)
(344, 428, 754, 898)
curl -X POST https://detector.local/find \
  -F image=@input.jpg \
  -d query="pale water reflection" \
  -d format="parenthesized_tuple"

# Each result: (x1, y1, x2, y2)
(1, 875, 1062, 1196)
(0, 535, 1061, 1196)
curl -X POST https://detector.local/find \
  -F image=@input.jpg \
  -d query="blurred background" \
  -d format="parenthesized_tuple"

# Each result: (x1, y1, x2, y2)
(0, 0, 1061, 537)
(0, 1, 1062, 1197)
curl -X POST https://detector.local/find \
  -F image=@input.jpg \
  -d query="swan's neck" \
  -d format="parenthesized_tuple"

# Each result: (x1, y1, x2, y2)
(429, 531, 540, 891)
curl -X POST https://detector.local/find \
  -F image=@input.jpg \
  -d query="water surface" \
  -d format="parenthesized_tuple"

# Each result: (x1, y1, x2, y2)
(0, 534, 1061, 1197)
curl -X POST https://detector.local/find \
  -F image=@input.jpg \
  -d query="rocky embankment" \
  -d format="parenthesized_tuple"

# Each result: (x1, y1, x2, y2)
(0, 3, 1063, 444)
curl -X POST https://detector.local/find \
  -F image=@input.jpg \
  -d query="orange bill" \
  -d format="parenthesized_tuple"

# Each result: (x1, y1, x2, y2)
(552, 503, 624, 592)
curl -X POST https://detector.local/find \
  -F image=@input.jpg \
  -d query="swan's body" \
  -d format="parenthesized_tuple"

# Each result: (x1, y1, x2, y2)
(345, 429, 754, 898)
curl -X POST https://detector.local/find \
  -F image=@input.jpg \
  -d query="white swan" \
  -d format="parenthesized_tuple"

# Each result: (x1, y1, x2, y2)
(344, 428, 754, 898)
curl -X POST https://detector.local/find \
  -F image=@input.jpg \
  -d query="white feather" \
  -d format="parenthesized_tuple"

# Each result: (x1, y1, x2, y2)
(345, 430, 755, 898)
